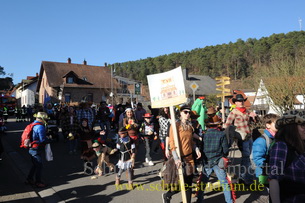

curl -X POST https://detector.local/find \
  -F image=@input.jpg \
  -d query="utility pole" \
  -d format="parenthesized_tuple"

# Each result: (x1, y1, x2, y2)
(111, 65, 114, 106)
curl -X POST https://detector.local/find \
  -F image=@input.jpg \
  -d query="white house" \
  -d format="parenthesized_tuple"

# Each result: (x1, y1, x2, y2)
(12, 75, 38, 107)
(21, 80, 37, 107)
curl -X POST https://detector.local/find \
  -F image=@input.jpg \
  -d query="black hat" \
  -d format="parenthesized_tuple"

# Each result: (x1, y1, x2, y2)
(232, 94, 247, 103)
(180, 105, 191, 112)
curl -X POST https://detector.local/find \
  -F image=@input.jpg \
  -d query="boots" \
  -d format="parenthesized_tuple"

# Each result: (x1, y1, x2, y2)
(115, 177, 120, 185)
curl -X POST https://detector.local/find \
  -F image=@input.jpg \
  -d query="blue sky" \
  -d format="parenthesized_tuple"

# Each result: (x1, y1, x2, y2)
(1, 0, 305, 84)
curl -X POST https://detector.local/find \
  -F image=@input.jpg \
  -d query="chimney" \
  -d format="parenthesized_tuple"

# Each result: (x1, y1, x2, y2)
(36, 73, 39, 77)
(104, 62, 108, 67)
(67, 58, 71, 64)
(183, 68, 189, 80)
(83, 59, 87, 65)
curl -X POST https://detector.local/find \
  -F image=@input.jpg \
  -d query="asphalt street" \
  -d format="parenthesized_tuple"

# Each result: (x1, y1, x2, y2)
(0, 118, 268, 203)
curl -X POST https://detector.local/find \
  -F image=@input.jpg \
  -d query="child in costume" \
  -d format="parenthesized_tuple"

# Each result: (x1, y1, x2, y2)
(115, 126, 136, 189)
(92, 139, 115, 176)
(139, 113, 156, 166)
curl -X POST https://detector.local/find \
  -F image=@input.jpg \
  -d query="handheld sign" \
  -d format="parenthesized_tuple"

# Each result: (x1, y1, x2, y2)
(147, 66, 187, 203)
(147, 66, 187, 108)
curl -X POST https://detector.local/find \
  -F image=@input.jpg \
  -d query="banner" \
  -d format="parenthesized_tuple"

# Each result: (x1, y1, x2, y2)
(147, 66, 187, 108)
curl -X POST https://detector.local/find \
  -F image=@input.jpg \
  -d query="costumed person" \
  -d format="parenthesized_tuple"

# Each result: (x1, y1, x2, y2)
(92, 140, 115, 176)
(115, 126, 136, 190)
(158, 107, 171, 159)
(139, 113, 156, 166)
(123, 108, 138, 138)
(162, 105, 201, 203)
(123, 108, 139, 161)
(269, 110, 305, 202)
(191, 97, 208, 131)
(224, 94, 255, 185)
(196, 107, 232, 203)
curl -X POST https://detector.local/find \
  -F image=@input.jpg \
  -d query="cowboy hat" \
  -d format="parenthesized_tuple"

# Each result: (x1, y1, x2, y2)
(34, 112, 49, 120)
(206, 107, 217, 115)
(92, 142, 100, 148)
(276, 109, 305, 129)
(232, 94, 247, 103)
(180, 105, 191, 112)
(143, 113, 152, 118)
(204, 115, 222, 127)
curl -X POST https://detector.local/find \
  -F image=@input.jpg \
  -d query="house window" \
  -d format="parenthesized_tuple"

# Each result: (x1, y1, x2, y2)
(65, 93, 71, 102)
(87, 93, 93, 102)
(67, 77, 74, 84)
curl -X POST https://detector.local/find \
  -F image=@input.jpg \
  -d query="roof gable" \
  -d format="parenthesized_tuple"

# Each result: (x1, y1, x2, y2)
(38, 61, 114, 89)
(62, 71, 93, 85)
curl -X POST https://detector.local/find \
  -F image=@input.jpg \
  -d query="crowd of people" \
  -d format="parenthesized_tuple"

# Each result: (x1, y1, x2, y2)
(2, 94, 305, 203)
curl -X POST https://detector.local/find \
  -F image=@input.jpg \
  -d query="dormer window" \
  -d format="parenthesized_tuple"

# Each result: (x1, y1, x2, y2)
(67, 77, 74, 84)
(83, 77, 87, 81)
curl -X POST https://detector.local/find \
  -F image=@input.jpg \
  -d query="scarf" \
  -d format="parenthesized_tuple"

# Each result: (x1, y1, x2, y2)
(236, 107, 246, 114)
(266, 128, 276, 137)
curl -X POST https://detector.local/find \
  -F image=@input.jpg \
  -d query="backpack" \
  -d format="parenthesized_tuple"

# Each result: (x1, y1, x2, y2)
(20, 122, 43, 148)
(261, 133, 272, 151)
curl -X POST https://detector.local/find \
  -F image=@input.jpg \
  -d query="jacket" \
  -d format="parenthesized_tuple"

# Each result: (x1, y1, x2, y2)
(252, 129, 274, 177)
(32, 120, 47, 149)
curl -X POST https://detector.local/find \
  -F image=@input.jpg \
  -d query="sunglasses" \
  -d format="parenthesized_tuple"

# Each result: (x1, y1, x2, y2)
(182, 110, 191, 115)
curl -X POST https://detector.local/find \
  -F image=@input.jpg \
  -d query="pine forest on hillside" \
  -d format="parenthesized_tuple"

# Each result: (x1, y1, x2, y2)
(111, 31, 305, 111)
(112, 31, 305, 85)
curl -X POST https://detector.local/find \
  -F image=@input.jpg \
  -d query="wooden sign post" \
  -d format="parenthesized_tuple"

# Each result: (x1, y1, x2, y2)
(169, 105, 187, 203)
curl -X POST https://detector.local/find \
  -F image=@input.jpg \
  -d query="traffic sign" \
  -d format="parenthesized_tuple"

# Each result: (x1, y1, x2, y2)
(189, 82, 199, 91)
(135, 83, 141, 95)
